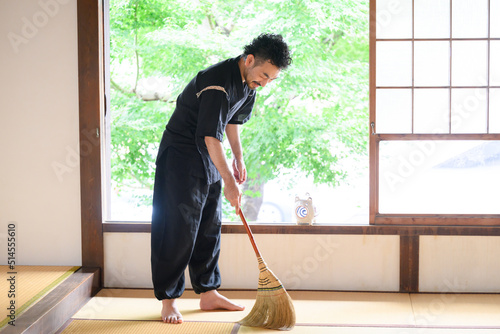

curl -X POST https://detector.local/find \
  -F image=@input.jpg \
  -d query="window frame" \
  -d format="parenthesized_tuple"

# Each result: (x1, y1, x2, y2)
(369, 0, 500, 226)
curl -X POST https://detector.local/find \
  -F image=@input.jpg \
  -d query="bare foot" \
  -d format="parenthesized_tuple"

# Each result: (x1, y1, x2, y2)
(161, 299, 183, 324)
(199, 290, 245, 311)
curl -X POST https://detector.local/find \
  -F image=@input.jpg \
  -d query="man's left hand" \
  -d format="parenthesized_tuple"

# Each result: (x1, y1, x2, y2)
(232, 158, 247, 185)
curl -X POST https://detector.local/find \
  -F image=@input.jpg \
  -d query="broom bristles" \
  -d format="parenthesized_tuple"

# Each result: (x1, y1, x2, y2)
(239, 257, 296, 331)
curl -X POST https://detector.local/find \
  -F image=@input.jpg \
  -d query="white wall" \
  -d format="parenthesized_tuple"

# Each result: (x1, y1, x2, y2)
(420, 236, 500, 293)
(104, 233, 400, 291)
(0, 0, 81, 265)
(105, 233, 500, 292)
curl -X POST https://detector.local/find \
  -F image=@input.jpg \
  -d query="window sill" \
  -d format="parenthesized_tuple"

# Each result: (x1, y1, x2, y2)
(102, 221, 500, 236)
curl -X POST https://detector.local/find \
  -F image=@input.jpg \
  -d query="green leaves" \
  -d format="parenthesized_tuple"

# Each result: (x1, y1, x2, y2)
(109, 0, 369, 204)
(110, 89, 172, 192)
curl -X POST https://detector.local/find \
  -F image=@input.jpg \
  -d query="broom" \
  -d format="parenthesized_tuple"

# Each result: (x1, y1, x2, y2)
(238, 210, 296, 331)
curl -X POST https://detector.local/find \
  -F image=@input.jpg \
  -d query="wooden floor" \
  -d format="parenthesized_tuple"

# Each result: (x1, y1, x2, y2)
(57, 289, 500, 333)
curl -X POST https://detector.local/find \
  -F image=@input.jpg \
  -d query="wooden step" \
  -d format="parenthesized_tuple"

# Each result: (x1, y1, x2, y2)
(1, 267, 100, 334)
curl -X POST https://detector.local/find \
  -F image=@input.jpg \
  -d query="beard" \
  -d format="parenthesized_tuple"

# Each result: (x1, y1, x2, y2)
(249, 82, 260, 90)
(243, 66, 261, 90)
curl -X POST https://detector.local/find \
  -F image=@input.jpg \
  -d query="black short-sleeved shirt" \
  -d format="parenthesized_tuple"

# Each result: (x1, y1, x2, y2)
(156, 56, 256, 184)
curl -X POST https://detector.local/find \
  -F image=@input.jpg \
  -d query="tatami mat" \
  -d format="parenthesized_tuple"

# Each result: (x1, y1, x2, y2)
(0, 265, 80, 329)
(70, 289, 500, 333)
(291, 290, 414, 325)
(73, 289, 414, 325)
(61, 321, 500, 334)
(240, 327, 500, 333)
(411, 293, 500, 327)
(73, 289, 256, 323)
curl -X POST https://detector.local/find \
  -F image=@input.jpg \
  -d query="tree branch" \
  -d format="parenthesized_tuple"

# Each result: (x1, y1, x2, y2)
(205, 12, 233, 36)
(111, 77, 174, 103)
(206, 13, 216, 30)
(133, 1, 140, 93)
(110, 78, 134, 95)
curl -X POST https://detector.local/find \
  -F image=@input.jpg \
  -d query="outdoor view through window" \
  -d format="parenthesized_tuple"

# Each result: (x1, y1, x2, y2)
(107, 0, 369, 224)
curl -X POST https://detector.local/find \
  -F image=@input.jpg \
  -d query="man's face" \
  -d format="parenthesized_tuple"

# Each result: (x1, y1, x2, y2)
(243, 55, 281, 90)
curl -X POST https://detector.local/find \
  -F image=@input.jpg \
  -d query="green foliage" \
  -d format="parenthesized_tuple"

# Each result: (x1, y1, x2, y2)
(109, 0, 369, 209)
(110, 90, 172, 191)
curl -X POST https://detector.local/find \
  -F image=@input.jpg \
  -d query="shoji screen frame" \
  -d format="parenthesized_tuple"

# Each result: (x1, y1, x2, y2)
(369, 0, 500, 225)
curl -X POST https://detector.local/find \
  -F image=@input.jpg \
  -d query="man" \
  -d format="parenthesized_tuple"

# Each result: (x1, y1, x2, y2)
(151, 33, 292, 324)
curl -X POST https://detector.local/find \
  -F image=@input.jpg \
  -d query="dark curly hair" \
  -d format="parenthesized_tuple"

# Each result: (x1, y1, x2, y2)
(243, 33, 292, 70)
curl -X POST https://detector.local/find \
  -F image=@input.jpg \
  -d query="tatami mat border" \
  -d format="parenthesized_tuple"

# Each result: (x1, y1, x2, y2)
(56, 319, 239, 334)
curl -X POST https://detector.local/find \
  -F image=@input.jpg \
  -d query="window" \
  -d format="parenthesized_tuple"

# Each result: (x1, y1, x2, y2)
(106, 0, 370, 225)
(371, 0, 500, 225)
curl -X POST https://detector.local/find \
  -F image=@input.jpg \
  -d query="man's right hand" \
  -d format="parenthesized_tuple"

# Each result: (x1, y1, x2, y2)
(224, 179, 242, 214)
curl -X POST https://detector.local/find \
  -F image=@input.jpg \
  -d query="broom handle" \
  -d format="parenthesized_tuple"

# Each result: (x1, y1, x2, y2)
(238, 211, 262, 258)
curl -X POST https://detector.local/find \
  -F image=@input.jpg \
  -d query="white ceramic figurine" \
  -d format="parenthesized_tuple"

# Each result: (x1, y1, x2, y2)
(294, 193, 318, 225)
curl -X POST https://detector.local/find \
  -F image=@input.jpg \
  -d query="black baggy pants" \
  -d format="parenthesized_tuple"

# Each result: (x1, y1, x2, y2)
(151, 146, 222, 300)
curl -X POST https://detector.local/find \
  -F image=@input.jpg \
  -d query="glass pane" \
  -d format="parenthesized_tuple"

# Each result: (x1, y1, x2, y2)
(452, 0, 488, 38)
(376, 0, 413, 39)
(414, 0, 450, 39)
(379, 141, 500, 214)
(451, 88, 488, 133)
(376, 89, 412, 134)
(491, 41, 500, 86)
(414, 89, 450, 134)
(414, 41, 450, 87)
(491, 0, 500, 38)
(259, 172, 369, 225)
(451, 41, 488, 87)
(491, 89, 500, 133)
(376, 41, 412, 87)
